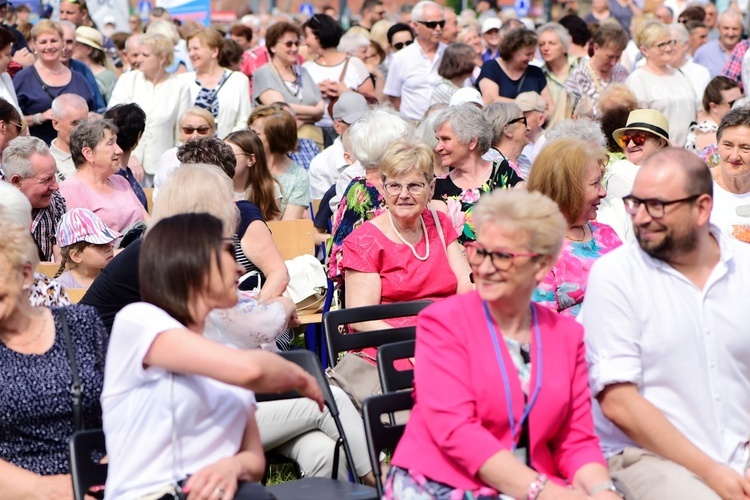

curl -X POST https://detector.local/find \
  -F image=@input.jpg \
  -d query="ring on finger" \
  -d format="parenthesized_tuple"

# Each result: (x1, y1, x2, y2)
(214, 487, 224, 498)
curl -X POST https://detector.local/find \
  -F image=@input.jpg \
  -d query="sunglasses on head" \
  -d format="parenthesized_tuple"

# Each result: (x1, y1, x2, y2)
(618, 131, 650, 148)
(182, 125, 211, 135)
(417, 19, 446, 29)
(393, 40, 413, 50)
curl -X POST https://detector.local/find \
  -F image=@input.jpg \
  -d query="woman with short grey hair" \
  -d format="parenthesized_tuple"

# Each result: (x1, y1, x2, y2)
(484, 102, 530, 176)
(60, 120, 149, 232)
(432, 103, 523, 244)
(537, 22, 574, 105)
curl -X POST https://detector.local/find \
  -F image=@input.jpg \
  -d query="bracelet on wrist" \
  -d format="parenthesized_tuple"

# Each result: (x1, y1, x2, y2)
(33, 113, 41, 125)
(589, 481, 624, 497)
(527, 473, 549, 500)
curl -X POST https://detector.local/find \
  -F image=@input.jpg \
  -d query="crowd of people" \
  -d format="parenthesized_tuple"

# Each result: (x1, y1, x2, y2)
(1, 0, 750, 498)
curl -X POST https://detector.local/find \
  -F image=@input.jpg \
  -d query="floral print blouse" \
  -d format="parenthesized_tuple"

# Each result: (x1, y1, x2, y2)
(432, 159, 523, 245)
(532, 221, 622, 317)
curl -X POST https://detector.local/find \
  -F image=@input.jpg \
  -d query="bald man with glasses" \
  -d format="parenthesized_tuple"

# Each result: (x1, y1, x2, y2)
(582, 147, 750, 500)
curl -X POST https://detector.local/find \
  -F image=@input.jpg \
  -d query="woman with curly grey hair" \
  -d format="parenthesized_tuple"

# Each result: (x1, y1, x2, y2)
(432, 104, 523, 244)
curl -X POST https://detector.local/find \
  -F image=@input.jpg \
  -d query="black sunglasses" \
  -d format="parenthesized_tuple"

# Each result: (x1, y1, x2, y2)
(393, 40, 413, 50)
(507, 116, 527, 126)
(417, 20, 446, 29)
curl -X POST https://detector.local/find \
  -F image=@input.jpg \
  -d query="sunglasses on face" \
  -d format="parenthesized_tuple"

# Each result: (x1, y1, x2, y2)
(417, 20, 446, 29)
(393, 40, 413, 50)
(282, 40, 300, 48)
(618, 132, 651, 148)
(507, 116, 527, 127)
(722, 99, 738, 108)
(182, 126, 211, 135)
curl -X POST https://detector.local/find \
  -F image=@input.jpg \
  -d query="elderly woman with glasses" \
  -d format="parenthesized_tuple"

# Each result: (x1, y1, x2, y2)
(432, 104, 523, 245)
(625, 21, 696, 147)
(484, 102, 532, 179)
(153, 106, 216, 199)
(387, 188, 620, 500)
(342, 138, 473, 332)
(527, 138, 622, 318)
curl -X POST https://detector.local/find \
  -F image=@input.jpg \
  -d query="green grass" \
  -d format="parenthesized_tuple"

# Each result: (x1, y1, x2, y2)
(265, 463, 300, 485)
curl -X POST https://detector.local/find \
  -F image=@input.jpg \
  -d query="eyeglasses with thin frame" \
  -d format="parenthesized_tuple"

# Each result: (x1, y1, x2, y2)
(182, 126, 211, 135)
(465, 242, 541, 272)
(622, 194, 701, 219)
(617, 132, 650, 149)
(7, 120, 22, 134)
(393, 40, 413, 50)
(383, 181, 427, 196)
(507, 116, 527, 127)
(654, 39, 677, 52)
(417, 19, 446, 30)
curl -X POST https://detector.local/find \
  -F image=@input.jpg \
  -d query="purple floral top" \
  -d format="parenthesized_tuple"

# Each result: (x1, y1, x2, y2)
(532, 221, 622, 317)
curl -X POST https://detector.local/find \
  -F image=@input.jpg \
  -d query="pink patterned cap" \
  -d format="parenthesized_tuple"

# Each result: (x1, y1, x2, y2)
(56, 208, 121, 248)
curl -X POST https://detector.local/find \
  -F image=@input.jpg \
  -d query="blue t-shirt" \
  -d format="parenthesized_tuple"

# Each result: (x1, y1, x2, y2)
(14, 66, 95, 144)
(477, 60, 547, 99)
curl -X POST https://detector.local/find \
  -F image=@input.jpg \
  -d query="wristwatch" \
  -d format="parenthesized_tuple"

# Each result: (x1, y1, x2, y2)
(589, 481, 625, 498)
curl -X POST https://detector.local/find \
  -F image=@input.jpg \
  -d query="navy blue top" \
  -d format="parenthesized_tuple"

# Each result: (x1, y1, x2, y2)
(14, 66, 95, 144)
(477, 60, 547, 99)
(0, 306, 106, 475)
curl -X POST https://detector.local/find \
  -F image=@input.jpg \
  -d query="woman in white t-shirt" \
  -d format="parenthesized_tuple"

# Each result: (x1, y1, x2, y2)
(302, 14, 374, 145)
(101, 212, 323, 499)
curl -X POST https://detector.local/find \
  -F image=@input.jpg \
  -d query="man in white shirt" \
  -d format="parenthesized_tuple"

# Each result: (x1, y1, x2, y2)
(582, 147, 750, 499)
(309, 92, 368, 199)
(384, 1, 446, 122)
(49, 94, 89, 182)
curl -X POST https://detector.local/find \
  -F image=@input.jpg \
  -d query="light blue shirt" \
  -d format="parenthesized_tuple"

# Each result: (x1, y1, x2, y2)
(693, 39, 729, 78)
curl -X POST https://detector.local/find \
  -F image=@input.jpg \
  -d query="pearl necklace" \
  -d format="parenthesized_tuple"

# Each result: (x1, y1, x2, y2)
(387, 210, 429, 261)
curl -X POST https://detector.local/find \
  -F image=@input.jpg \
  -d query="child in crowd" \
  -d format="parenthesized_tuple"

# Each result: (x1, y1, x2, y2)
(54, 208, 121, 290)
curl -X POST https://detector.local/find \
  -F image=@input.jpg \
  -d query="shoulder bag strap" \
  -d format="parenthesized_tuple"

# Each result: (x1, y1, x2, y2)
(338, 56, 351, 83)
(60, 311, 84, 431)
(29, 65, 56, 101)
(430, 207, 447, 253)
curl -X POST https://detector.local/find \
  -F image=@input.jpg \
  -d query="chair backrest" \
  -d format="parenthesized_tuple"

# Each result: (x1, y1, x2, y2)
(66, 288, 87, 304)
(255, 350, 357, 481)
(266, 219, 315, 260)
(362, 391, 414, 497)
(69, 429, 108, 500)
(143, 187, 154, 214)
(36, 262, 59, 278)
(323, 301, 432, 369)
(377, 340, 416, 394)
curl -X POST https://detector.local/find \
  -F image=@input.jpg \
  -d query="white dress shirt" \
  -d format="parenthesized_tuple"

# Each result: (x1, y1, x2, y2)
(384, 41, 446, 122)
(582, 227, 750, 472)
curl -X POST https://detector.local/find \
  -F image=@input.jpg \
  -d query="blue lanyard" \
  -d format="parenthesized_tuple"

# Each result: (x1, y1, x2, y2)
(483, 302, 543, 449)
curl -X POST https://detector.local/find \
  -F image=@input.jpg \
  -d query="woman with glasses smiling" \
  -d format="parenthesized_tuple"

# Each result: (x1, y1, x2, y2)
(387, 188, 620, 500)
(342, 139, 472, 333)
(153, 106, 216, 199)
(625, 20, 696, 147)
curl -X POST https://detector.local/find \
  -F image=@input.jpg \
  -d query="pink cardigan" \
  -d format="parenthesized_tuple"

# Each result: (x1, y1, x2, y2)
(391, 291, 605, 492)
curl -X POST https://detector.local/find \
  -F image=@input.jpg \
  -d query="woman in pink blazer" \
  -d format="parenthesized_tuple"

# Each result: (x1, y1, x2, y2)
(387, 189, 621, 500)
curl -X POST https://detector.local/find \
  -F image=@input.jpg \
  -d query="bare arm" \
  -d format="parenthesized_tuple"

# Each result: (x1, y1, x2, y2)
(257, 89, 324, 122)
(143, 328, 324, 407)
(240, 220, 290, 300)
(0, 459, 73, 499)
(281, 204, 307, 221)
(540, 86, 556, 117)
(344, 269, 393, 331)
(479, 79, 514, 106)
(387, 95, 401, 111)
(599, 383, 750, 499)
(447, 240, 473, 294)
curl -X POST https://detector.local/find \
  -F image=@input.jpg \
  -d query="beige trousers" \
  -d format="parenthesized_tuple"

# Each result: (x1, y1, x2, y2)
(608, 447, 720, 500)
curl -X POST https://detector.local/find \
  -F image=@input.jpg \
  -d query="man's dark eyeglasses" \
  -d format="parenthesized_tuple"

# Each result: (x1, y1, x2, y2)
(622, 194, 701, 219)
(417, 20, 446, 29)
(507, 116, 527, 127)
(393, 40, 413, 50)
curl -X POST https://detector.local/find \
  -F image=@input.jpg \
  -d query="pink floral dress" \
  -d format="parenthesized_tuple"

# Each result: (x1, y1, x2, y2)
(532, 221, 622, 317)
